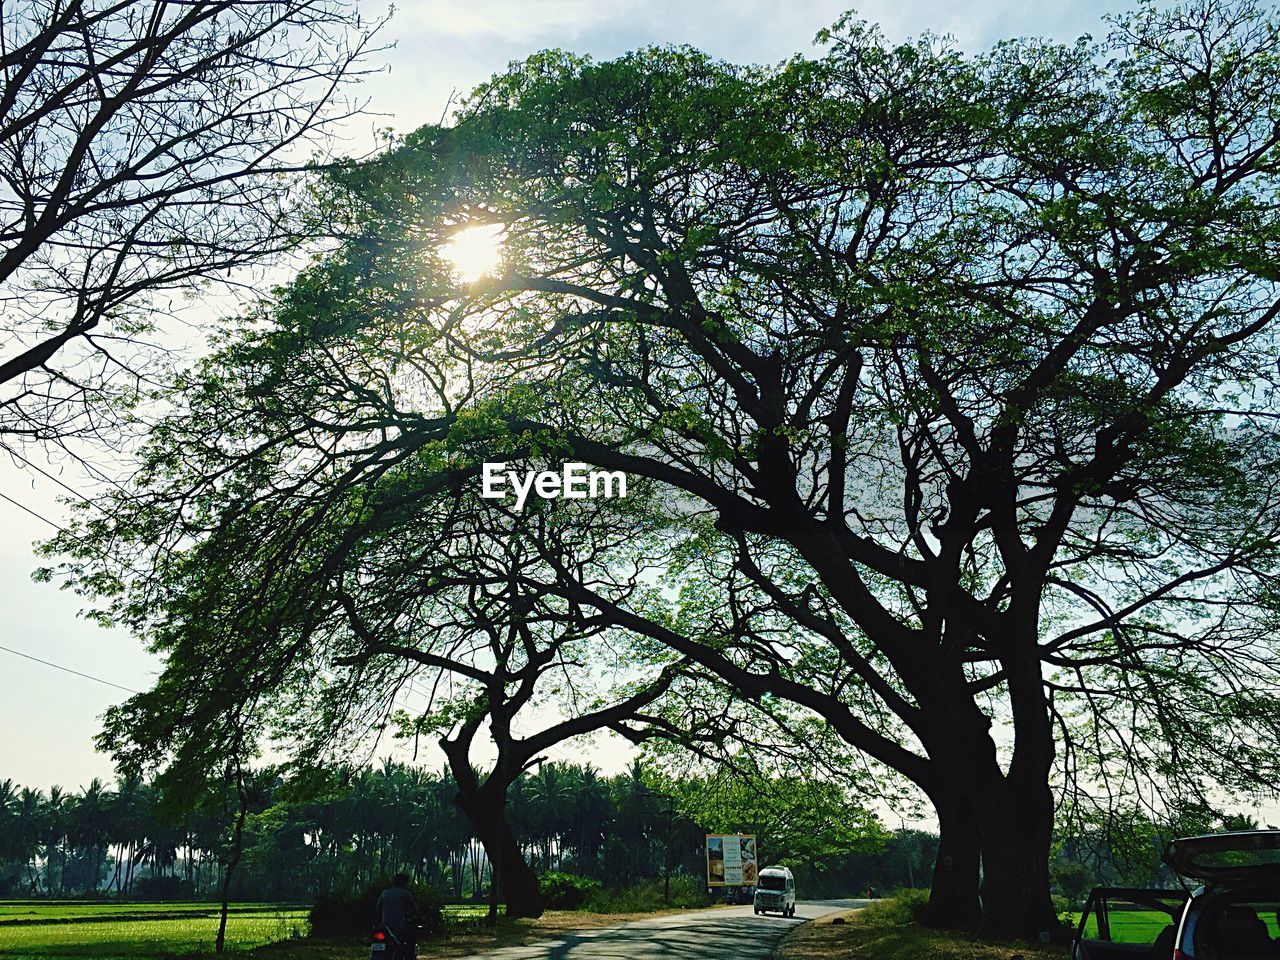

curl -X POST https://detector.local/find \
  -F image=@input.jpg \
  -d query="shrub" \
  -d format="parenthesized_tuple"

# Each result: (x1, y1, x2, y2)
(130, 875, 195, 901)
(539, 871, 602, 909)
(581, 876, 713, 913)
(858, 887, 931, 925)
(309, 878, 443, 939)
(1052, 893, 1075, 927)
(1051, 860, 1094, 906)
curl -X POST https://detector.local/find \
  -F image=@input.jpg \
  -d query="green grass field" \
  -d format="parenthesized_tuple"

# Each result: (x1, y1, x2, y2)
(1077, 907, 1280, 944)
(1077, 909, 1174, 943)
(0, 902, 308, 959)
(0, 900, 538, 958)
(441, 904, 496, 922)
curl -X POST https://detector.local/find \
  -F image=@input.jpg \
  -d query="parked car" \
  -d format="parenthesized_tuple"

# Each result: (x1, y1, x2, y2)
(1074, 830, 1280, 960)
(754, 865, 796, 917)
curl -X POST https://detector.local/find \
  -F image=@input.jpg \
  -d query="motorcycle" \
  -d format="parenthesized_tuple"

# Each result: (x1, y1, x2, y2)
(368, 924, 416, 960)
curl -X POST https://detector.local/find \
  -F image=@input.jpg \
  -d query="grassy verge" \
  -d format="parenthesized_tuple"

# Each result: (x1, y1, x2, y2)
(0, 900, 720, 960)
(0, 901, 305, 926)
(778, 904, 1070, 960)
(0, 904, 308, 959)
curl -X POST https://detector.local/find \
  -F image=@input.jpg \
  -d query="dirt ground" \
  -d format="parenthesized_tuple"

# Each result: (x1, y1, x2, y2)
(777, 909, 1070, 960)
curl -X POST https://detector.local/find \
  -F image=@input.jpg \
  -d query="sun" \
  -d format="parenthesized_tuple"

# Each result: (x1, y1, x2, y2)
(441, 223, 505, 283)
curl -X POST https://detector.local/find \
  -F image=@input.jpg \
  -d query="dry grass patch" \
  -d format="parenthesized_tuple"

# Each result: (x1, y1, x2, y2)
(778, 909, 1070, 960)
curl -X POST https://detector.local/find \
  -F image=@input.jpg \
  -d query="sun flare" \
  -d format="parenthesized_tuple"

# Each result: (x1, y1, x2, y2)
(441, 223, 505, 283)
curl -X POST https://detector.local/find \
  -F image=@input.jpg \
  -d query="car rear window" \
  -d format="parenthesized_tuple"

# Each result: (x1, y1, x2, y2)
(1187, 849, 1280, 875)
(1169, 833, 1280, 880)
(1198, 897, 1280, 957)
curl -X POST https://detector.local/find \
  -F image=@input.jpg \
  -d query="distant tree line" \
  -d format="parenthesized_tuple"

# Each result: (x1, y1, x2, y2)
(0, 759, 929, 902)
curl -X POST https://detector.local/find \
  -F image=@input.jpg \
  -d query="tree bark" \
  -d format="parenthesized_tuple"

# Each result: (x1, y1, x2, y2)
(453, 785, 544, 919)
(976, 776, 1060, 939)
(923, 790, 982, 929)
(216, 768, 249, 954)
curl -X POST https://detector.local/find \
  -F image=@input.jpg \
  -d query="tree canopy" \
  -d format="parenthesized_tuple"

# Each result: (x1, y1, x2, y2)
(47, 0, 1280, 937)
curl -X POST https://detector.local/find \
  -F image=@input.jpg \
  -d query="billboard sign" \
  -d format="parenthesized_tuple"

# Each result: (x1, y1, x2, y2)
(706, 834, 758, 887)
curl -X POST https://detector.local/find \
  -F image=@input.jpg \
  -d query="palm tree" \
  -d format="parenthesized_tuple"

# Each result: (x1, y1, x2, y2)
(42, 785, 67, 894)
(17, 788, 44, 892)
(0, 780, 19, 891)
(526, 763, 576, 872)
(70, 778, 112, 893)
(569, 765, 612, 877)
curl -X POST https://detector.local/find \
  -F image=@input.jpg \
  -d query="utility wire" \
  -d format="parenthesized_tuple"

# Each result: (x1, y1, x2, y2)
(0, 643, 140, 694)
(0, 489, 63, 530)
(5, 449, 102, 508)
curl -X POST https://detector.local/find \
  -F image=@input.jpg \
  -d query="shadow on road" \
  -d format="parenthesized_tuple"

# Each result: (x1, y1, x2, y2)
(472, 901, 866, 960)
(513, 916, 787, 959)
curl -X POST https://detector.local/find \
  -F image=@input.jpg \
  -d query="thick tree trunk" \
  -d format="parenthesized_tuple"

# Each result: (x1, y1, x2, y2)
(923, 790, 982, 930)
(971, 644, 1063, 941)
(977, 777, 1060, 940)
(454, 785, 544, 919)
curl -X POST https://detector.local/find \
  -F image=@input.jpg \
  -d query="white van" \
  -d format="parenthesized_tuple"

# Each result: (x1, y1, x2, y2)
(753, 865, 796, 916)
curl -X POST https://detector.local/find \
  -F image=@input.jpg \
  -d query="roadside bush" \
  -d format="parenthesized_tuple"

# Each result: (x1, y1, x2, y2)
(539, 871, 602, 909)
(130, 875, 195, 901)
(309, 878, 443, 938)
(581, 876, 713, 913)
(858, 887, 931, 925)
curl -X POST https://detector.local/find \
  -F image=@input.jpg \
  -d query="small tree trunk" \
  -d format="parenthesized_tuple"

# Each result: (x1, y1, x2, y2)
(487, 850, 501, 927)
(110, 852, 123, 893)
(216, 767, 249, 954)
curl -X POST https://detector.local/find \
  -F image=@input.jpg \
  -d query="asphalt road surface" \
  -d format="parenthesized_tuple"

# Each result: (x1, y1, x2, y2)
(468, 899, 869, 960)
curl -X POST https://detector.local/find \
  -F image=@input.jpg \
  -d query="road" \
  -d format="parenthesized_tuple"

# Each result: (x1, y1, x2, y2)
(468, 899, 869, 960)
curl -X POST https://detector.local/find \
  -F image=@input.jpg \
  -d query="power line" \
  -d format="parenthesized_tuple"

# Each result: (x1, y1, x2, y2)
(0, 643, 140, 695)
(5, 449, 100, 508)
(0, 489, 63, 530)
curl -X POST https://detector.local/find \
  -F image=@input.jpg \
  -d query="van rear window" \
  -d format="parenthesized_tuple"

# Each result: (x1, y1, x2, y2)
(758, 875, 786, 891)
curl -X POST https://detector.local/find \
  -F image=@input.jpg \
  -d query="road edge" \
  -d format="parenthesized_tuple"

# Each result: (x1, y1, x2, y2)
(771, 907, 863, 960)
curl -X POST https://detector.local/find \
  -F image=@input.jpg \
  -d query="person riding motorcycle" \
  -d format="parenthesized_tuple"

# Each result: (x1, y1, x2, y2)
(374, 873, 420, 957)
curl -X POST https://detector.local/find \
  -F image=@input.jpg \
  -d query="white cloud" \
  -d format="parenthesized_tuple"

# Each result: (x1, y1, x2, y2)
(391, 0, 634, 45)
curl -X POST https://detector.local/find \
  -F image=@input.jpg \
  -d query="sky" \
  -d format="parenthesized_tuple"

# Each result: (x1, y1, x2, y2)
(0, 0, 1140, 797)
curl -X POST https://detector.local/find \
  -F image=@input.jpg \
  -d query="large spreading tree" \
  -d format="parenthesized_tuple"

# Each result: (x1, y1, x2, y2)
(50, 0, 1280, 938)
